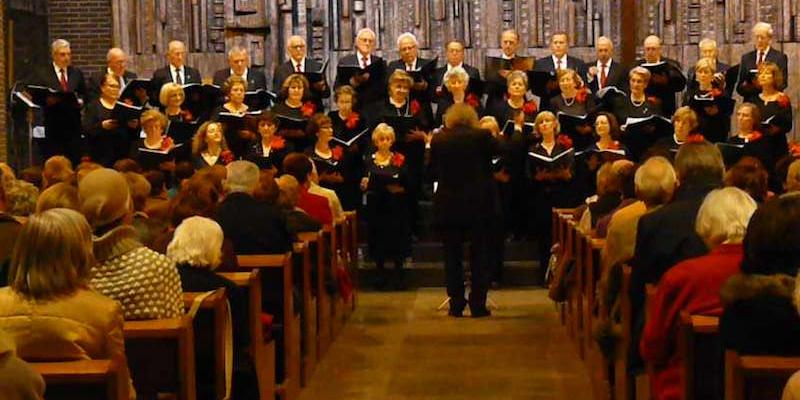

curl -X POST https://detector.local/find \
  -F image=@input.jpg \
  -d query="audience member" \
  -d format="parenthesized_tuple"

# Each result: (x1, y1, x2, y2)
(0, 330, 45, 400)
(724, 156, 770, 202)
(36, 182, 80, 213)
(0, 171, 21, 287)
(18, 166, 43, 190)
(276, 174, 322, 235)
(5, 181, 39, 222)
(283, 153, 333, 225)
(786, 159, 800, 193)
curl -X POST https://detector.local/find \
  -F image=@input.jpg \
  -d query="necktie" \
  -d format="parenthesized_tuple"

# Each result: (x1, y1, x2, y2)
(175, 68, 183, 85)
(556, 59, 562, 71)
(361, 56, 369, 69)
(59, 69, 68, 91)
(600, 63, 608, 88)
(758, 52, 765, 65)
(406, 64, 413, 71)
(295, 63, 302, 73)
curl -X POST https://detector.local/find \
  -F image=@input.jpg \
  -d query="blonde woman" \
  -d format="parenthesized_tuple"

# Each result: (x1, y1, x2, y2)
(682, 57, 733, 143)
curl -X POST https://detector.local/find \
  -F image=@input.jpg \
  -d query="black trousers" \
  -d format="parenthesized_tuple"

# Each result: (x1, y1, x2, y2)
(440, 224, 491, 310)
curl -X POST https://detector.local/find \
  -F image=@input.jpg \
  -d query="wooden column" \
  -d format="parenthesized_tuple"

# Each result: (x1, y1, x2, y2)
(620, 0, 636, 65)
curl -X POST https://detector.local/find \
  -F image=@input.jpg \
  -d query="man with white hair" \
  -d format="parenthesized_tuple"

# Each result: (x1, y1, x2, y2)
(216, 160, 291, 254)
(633, 35, 686, 117)
(88, 48, 139, 103)
(150, 40, 201, 106)
(334, 28, 387, 118)
(584, 36, 628, 94)
(736, 22, 789, 102)
(686, 38, 729, 92)
(387, 32, 437, 125)
(272, 35, 330, 110)
(212, 45, 267, 91)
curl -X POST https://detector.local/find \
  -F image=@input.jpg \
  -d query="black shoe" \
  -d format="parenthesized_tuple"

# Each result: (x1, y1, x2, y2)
(470, 307, 492, 318)
(449, 299, 466, 317)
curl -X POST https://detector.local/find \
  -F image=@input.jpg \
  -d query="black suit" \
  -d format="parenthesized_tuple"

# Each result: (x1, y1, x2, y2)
(212, 68, 268, 91)
(534, 55, 586, 102)
(88, 69, 137, 103)
(335, 54, 387, 122)
(272, 59, 330, 110)
(584, 59, 629, 94)
(736, 48, 789, 102)
(150, 64, 202, 106)
(430, 125, 496, 313)
(33, 65, 87, 163)
(633, 57, 687, 117)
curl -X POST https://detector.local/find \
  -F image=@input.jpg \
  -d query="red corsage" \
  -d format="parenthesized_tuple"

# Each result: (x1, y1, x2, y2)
(391, 152, 405, 167)
(466, 93, 480, 109)
(345, 112, 360, 130)
(575, 87, 588, 104)
(746, 131, 763, 143)
(710, 88, 723, 98)
(557, 134, 573, 149)
(160, 136, 174, 151)
(522, 101, 538, 116)
(435, 86, 445, 97)
(181, 109, 194, 122)
(220, 149, 234, 165)
(789, 141, 800, 158)
(607, 140, 621, 150)
(409, 99, 421, 116)
(80, 155, 92, 163)
(778, 94, 791, 109)
(301, 101, 317, 118)
(331, 146, 344, 161)
(685, 133, 706, 144)
(270, 136, 286, 150)
(646, 96, 660, 104)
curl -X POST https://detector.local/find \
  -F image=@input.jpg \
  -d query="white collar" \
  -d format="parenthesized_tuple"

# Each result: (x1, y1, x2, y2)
(673, 134, 685, 145)
(357, 53, 372, 65)
(53, 63, 67, 76)
(552, 54, 567, 67)
(291, 58, 306, 70)
(230, 68, 249, 78)
(171, 64, 184, 73)
(758, 47, 771, 57)
(446, 63, 463, 71)
(404, 58, 418, 70)
(501, 53, 515, 60)
(261, 142, 272, 156)
(596, 59, 612, 68)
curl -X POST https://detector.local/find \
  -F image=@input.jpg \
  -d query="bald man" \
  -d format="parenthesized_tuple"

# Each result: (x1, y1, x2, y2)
(584, 36, 629, 94)
(736, 22, 789, 103)
(150, 40, 202, 106)
(88, 48, 139, 103)
(273, 35, 330, 110)
(633, 35, 686, 116)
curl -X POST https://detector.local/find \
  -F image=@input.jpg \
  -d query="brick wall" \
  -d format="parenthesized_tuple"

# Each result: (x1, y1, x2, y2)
(0, 1, 7, 162)
(47, 0, 113, 76)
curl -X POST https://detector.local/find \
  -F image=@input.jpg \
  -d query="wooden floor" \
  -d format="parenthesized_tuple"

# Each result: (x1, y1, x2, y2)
(299, 288, 593, 400)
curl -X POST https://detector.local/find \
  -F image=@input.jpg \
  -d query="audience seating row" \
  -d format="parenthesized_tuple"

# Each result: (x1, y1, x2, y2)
(550, 208, 800, 400)
(29, 214, 359, 400)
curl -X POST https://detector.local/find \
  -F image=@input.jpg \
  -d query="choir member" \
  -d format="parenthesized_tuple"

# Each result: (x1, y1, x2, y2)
(736, 22, 789, 103)
(751, 62, 792, 171)
(212, 46, 267, 91)
(33, 39, 87, 164)
(528, 111, 575, 281)
(82, 73, 139, 167)
(150, 40, 202, 106)
(131, 109, 177, 171)
(652, 106, 700, 157)
(723, 104, 773, 178)
(575, 112, 629, 199)
(633, 35, 686, 117)
(361, 123, 411, 290)
(682, 58, 734, 143)
(191, 121, 231, 170)
(534, 32, 585, 104)
(485, 29, 523, 113)
(272, 73, 317, 150)
(334, 28, 387, 123)
(433, 40, 483, 112)
(387, 33, 436, 127)
(159, 83, 194, 122)
(246, 111, 293, 173)
(550, 68, 596, 151)
(211, 75, 258, 159)
(585, 36, 628, 95)
(306, 114, 345, 195)
(686, 39, 729, 93)
(328, 85, 368, 211)
(434, 66, 483, 127)
(89, 48, 142, 104)
(612, 67, 665, 160)
(272, 36, 330, 110)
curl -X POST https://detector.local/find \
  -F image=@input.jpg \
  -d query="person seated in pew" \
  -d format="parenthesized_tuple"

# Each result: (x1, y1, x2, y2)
(0, 170, 22, 287)
(191, 121, 232, 170)
(36, 181, 80, 213)
(122, 172, 166, 249)
(166, 216, 259, 400)
(253, 168, 279, 206)
(720, 193, 800, 355)
(0, 208, 133, 398)
(593, 159, 637, 238)
(785, 372, 800, 400)
(577, 161, 624, 232)
(142, 170, 171, 221)
(282, 152, 334, 225)
(640, 187, 756, 400)
(159, 82, 194, 123)
(785, 159, 800, 194)
(78, 168, 184, 320)
(0, 330, 45, 400)
(42, 155, 75, 188)
(724, 157, 770, 203)
(275, 174, 322, 236)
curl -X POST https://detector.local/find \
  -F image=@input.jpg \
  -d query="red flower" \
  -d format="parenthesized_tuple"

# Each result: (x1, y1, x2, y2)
(80, 155, 92, 163)
(607, 141, 621, 150)
(331, 146, 344, 161)
(557, 134, 573, 149)
(575, 87, 588, 104)
(160, 136, 174, 151)
(778, 94, 791, 109)
(747, 131, 764, 143)
(685, 133, 706, 144)
(409, 99, 421, 116)
(435, 85, 445, 97)
(790, 141, 800, 158)
(270, 136, 286, 150)
(345, 112, 360, 130)
(391, 152, 405, 167)
(522, 101, 538, 116)
(301, 101, 317, 118)
(710, 88, 723, 98)
(646, 96, 660, 104)
(220, 149, 234, 165)
(466, 93, 480, 109)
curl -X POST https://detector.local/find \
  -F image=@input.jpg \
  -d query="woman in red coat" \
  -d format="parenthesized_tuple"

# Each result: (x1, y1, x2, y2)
(640, 187, 757, 400)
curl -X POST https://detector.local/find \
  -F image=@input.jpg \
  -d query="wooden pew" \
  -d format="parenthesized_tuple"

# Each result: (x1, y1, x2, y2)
(615, 265, 634, 400)
(124, 315, 196, 400)
(182, 289, 230, 400)
(293, 240, 317, 386)
(217, 270, 276, 400)
(567, 220, 584, 356)
(725, 350, 800, 400)
(237, 253, 301, 400)
(344, 210, 359, 312)
(679, 314, 723, 400)
(298, 229, 330, 359)
(329, 220, 346, 339)
(31, 360, 128, 400)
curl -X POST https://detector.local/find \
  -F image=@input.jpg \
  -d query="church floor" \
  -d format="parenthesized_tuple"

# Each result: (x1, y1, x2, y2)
(299, 288, 593, 400)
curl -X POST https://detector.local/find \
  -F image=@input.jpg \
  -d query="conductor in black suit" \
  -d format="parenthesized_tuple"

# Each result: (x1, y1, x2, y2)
(736, 22, 789, 103)
(387, 33, 436, 128)
(334, 28, 387, 123)
(534, 32, 586, 104)
(273, 35, 330, 111)
(213, 46, 268, 91)
(430, 103, 496, 318)
(33, 39, 87, 164)
(584, 36, 628, 95)
(88, 48, 141, 104)
(150, 40, 202, 106)
(633, 35, 686, 117)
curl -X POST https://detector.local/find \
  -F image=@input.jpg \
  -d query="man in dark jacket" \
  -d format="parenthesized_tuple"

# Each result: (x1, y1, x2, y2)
(632, 35, 686, 117)
(213, 46, 268, 91)
(736, 22, 789, 103)
(150, 40, 202, 106)
(334, 28, 387, 123)
(272, 35, 329, 110)
(430, 103, 496, 317)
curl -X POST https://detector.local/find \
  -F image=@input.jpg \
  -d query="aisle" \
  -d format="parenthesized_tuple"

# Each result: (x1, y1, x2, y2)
(299, 288, 593, 400)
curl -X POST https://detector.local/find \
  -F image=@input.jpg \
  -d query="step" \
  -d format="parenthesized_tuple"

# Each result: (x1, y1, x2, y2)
(356, 260, 544, 288)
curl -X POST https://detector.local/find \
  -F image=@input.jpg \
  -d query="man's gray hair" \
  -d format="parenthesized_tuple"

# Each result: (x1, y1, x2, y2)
(753, 22, 774, 37)
(106, 47, 126, 62)
(635, 156, 677, 206)
(225, 161, 260, 194)
(443, 66, 469, 85)
(227, 45, 248, 58)
(51, 39, 70, 55)
(695, 187, 756, 246)
(397, 32, 418, 48)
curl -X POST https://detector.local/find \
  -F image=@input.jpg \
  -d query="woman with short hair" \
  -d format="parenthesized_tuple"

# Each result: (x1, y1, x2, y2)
(328, 85, 368, 211)
(82, 73, 139, 166)
(751, 62, 792, 190)
(272, 73, 316, 150)
(434, 66, 483, 127)
(681, 58, 734, 143)
(549, 68, 596, 151)
(246, 111, 293, 173)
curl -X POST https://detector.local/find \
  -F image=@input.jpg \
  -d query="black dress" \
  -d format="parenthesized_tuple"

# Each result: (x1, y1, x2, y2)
(549, 93, 597, 152)
(272, 102, 313, 151)
(329, 110, 369, 211)
(306, 146, 346, 203)
(244, 139, 294, 173)
(752, 95, 793, 166)
(364, 153, 411, 262)
(433, 93, 484, 128)
(82, 100, 130, 167)
(724, 135, 773, 170)
(612, 95, 665, 161)
(682, 87, 734, 144)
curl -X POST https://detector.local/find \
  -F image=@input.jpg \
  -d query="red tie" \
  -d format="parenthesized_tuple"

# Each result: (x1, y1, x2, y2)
(556, 59, 562, 71)
(600, 63, 607, 88)
(295, 62, 302, 73)
(361, 56, 368, 68)
(59, 69, 68, 91)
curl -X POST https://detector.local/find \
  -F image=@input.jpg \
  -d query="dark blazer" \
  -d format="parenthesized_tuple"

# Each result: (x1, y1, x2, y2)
(534, 55, 587, 101)
(272, 59, 329, 95)
(212, 68, 268, 91)
(34, 65, 87, 141)
(430, 126, 496, 227)
(216, 192, 292, 255)
(736, 48, 789, 102)
(150, 64, 202, 106)
(633, 57, 687, 117)
(35, 64, 87, 96)
(584, 59, 629, 94)
(88, 69, 137, 102)
(334, 54, 387, 113)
